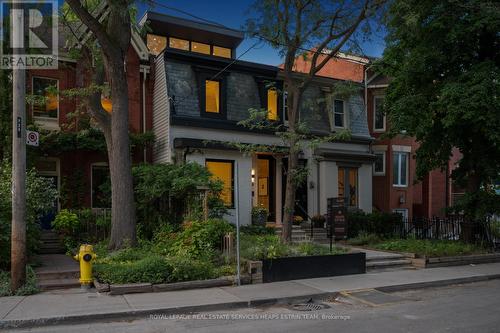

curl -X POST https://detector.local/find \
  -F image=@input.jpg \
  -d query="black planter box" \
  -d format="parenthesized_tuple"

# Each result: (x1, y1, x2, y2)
(262, 252, 366, 283)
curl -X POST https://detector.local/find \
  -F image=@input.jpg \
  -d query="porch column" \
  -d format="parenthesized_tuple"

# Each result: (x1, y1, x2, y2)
(275, 156, 283, 226)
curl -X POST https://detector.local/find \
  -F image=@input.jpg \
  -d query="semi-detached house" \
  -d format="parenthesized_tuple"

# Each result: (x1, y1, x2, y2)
(142, 12, 375, 226)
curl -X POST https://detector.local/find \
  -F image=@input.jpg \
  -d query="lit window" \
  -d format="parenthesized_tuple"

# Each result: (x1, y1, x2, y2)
(206, 160, 234, 206)
(338, 167, 358, 207)
(191, 41, 210, 55)
(267, 88, 278, 120)
(33, 77, 58, 119)
(374, 96, 386, 131)
(169, 37, 189, 51)
(393, 152, 408, 186)
(212, 46, 231, 58)
(146, 34, 167, 55)
(205, 80, 220, 113)
(334, 99, 345, 128)
(374, 152, 385, 175)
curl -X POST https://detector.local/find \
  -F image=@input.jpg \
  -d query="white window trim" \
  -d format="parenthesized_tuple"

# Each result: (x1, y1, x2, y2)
(393, 151, 409, 187)
(373, 151, 386, 176)
(393, 208, 408, 220)
(333, 99, 347, 129)
(32, 76, 60, 121)
(90, 162, 109, 209)
(373, 95, 386, 132)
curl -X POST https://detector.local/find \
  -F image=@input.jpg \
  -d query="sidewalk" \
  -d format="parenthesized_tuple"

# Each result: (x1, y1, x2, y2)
(1, 262, 500, 329)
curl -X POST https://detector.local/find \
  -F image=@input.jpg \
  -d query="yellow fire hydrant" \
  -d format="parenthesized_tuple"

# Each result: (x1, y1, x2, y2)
(73, 244, 96, 288)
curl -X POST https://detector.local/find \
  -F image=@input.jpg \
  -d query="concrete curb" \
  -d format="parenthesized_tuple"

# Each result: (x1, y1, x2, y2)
(2, 274, 500, 330)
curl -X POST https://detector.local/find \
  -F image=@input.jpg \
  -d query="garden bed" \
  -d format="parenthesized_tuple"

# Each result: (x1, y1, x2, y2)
(411, 253, 500, 268)
(261, 252, 366, 283)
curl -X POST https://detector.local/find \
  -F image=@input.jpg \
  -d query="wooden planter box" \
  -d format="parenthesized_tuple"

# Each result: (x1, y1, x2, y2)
(262, 252, 366, 283)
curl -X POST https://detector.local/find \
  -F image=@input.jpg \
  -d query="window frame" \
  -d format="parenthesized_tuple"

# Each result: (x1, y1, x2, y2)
(338, 166, 359, 208)
(373, 151, 386, 176)
(267, 87, 278, 121)
(392, 151, 409, 187)
(198, 72, 227, 119)
(373, 95, 386, 132)
(205, 159, 235, 208)
(32, 76, 59, 121)
(333, 99, 346, 129)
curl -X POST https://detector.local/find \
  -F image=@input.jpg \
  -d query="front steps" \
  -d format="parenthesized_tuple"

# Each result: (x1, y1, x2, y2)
(366, 254, 415, 272)
(39, 230, 65, 254)
(35, 254, 80, 291)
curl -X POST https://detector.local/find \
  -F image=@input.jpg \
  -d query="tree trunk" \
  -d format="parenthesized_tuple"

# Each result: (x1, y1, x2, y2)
(107, 59, 137, 250)
(281, 87, 303, 243)
(461, 173, 481, 243)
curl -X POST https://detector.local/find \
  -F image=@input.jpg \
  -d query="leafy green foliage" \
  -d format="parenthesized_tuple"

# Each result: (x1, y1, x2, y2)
(0, 160, 58, 269)
(132, 163, 226, 237)
(240, 225, 276, 236)
(94, 255, 172, 284)
(167, 256, 217, 282)
(0, 266, 39, 296)
(346, 211, 403, 238)
(373, 239, 488, 257)
(347, 231, 383, 246)
(380, 0, 500, 217)
(52, 209, 80, 234)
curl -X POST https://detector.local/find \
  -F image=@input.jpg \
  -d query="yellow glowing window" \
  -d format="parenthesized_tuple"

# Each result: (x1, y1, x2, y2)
(191, 41, 211, 55)
(205, 80, 220, 113)
(212, 46, 231, 58)
(33, 77, 58, 118)
(206, 160, 233, 206)
(267, 88, 278, 120)
(146, 34, 167, 55)
(169, 37, 189, 51)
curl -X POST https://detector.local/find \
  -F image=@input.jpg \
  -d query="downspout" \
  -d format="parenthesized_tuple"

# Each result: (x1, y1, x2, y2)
(142, 69, 147, 162)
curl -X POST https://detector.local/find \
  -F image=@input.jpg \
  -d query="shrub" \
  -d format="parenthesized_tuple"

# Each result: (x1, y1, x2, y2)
(52, 209, 80, 235)
(251, 207, 268, 226)
(240, 225, 276, 236)
(0, 160, 58, 269)
(373, 239, 487, 257)
(133, 163, 226, 238)
(0, 266, 39, 296)
(347, 232, 382, 246)
(240, 234, 289, 260)
(171, 219, 234, 258)
(94, 255, 172, 284)
(167, 255, 217, 282)
(346, 211, 403, 238)
(311, 214, 326, 228)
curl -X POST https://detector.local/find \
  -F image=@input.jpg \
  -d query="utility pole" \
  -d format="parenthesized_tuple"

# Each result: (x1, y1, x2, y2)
(10, 4, 26, 291)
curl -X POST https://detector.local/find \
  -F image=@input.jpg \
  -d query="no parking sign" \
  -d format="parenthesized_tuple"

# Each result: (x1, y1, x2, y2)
(26, 130, 39, 147)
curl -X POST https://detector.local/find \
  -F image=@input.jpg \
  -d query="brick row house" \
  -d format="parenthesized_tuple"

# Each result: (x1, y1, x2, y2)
(28, 6, 153, 226)
(365, 72, 460, 219)
(29, 9, 459, 228)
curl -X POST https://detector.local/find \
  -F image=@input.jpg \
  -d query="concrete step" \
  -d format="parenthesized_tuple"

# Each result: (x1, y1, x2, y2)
(38, 247, 65, 255)
(366, 254, 407, 262)
(36, 269, 79, 281)
(37, 278, 81, 291)
(366, 259, 414, 272)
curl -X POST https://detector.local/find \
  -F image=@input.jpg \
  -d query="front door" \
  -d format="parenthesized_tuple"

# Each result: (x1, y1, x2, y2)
(282, 158, 308, 219)
(257, 155, 275, 221)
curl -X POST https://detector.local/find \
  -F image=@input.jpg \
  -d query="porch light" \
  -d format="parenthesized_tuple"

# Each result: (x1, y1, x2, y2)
(251, 168, 255, 184)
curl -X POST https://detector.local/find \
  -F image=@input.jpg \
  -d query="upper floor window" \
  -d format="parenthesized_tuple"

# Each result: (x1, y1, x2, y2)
(32, 77, 58, 119)
(191, 41, 211, 55)
(169, 37, 189, 51)
(334, 99, 346, 128)
(393, 152, 408, 187)
(213, 46, 231, 58)
(373, 96, 386, 132)
(205, 80, 220, 114)
(146, 34, 167, 55)
(267, 88, 278, 121)
(146, 34, 232, 59)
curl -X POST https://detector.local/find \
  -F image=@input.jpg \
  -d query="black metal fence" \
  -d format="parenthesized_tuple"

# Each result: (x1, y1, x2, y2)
(395, 216, 494, 246)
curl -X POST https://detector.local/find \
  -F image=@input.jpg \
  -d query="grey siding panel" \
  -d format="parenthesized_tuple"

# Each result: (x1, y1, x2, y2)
(152, 55, 171, 163)
(348, 94, 370, 137)
(226, 72, 261, 121)
(165, 61, 199, 117)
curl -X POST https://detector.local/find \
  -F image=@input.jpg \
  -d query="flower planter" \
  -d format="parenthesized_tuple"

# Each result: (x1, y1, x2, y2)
(261, 252, 366, 283)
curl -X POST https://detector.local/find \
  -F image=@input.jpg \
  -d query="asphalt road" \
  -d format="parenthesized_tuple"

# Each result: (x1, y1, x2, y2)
(7, 279, 500, 333)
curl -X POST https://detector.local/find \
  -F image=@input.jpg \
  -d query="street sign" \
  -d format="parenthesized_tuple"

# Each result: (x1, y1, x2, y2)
(26, 130, 39, 146)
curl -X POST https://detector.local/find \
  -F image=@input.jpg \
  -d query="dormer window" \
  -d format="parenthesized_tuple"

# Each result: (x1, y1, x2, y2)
(191, 41, 210, 55)
(267, 88, 278, 121)
(213, 46, 231, 58)
(205, 80, 220, 114)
